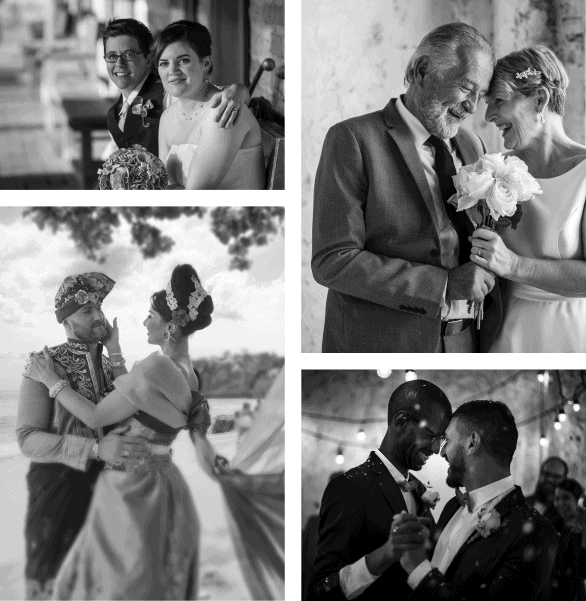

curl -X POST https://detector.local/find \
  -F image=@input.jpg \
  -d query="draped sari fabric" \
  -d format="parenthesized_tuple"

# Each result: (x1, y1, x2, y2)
(192, 370, 285, 600)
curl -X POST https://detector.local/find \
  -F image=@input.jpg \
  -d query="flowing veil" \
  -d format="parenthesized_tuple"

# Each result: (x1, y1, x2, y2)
(192, 370, 285, 600)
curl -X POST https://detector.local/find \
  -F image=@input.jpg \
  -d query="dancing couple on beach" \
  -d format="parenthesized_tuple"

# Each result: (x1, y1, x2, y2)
(103, 18, 265, 189)
(17, 267, 283, 600)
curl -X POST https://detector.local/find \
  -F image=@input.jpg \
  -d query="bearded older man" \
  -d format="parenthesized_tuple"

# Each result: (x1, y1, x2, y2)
(312, 22, 502, 352)
(16, 272, 148, 600)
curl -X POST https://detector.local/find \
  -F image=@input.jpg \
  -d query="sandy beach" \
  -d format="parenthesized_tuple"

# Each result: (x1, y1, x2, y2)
(0, 430, 249, 600)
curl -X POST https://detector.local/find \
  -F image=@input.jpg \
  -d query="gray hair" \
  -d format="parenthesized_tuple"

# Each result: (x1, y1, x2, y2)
(489, 46, 569, 116)
(404, 23, 495, 86)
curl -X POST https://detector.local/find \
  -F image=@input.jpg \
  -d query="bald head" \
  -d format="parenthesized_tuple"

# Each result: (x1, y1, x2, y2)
(387, 380, 452, 424)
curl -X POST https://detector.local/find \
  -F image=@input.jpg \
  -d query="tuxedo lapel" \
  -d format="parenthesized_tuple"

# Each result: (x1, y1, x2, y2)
(444, 487, 525, 581)
(382, 100, 443, 241)
(366, 452, 409, 515)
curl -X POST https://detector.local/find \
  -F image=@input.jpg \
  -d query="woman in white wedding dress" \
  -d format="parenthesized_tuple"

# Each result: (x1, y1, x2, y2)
(155, 21, 265, 190)
(470, 46, 586, 352)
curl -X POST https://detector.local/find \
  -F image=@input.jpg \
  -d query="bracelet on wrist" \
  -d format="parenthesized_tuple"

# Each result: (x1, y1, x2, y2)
(48, 379, 70, 398)
(108, 351, 123, 357)
(111, 359, 126, 368)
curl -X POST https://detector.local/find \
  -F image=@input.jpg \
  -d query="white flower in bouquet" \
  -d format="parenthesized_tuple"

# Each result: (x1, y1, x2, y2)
(98, 144, 168, 190)
(449, 152, 542, 228)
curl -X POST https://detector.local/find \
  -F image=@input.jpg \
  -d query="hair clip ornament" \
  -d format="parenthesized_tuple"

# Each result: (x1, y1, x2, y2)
(516, 68, 542, 80)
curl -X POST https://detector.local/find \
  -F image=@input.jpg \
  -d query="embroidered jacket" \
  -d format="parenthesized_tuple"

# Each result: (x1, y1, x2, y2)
(16, 339, 115, 471)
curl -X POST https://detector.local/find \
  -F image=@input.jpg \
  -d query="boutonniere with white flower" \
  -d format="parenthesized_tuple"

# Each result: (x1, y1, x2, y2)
(475, 506, 502, 538)
(131, 97, 154, 128)
(421, 483, 440, 509)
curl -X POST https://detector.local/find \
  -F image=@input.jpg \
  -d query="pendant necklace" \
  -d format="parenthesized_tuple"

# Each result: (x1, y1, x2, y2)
(181, 79, 209, 121)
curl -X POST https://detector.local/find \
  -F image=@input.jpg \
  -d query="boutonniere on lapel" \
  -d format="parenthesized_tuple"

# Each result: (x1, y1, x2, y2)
(421, 486, 440, 510)
(131, 96, 154, 128)
(473, 506, 502, 540)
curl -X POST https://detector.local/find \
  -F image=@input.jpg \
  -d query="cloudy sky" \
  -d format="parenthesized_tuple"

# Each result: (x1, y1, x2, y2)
(0, 207, 284, 392)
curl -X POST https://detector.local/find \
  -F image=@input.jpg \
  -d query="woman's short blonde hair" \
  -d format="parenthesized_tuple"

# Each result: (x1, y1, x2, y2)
(489, 46, 569, 116)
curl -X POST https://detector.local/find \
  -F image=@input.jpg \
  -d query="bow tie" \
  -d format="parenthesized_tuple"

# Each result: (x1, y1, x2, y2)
(455, 487, 471, 510)
(398, 478, 418, 493)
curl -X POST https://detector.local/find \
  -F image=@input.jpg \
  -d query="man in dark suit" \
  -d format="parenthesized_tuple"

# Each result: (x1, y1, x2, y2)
(102, 19, 248, 158)
(400, 400, 558, 600)
(312, 23, 501, 352)
(309, 380, 452, 601)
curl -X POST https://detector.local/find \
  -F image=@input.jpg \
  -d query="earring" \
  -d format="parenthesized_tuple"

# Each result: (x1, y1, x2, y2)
(539, 112, 545, 124)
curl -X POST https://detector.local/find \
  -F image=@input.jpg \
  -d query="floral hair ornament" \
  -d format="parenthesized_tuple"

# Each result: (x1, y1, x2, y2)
(164, 276, 208, 340)
(516, 68, 541, 80)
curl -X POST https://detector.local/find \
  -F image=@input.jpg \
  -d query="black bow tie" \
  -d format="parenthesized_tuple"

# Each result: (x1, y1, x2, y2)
(455, 487, 472, 510)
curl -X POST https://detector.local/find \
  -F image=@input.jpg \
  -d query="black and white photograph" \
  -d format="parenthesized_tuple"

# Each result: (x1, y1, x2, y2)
(0, 206, 285, 600)
(302, 0, 586, 352)
(0, 1, 284, 190)
(302, 369, 586, 601)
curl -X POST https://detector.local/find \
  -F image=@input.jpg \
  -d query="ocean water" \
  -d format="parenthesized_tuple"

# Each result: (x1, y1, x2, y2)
(0, 390, 256, 458)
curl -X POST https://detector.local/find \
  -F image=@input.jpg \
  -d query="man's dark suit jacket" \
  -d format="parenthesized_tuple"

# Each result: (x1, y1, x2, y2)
(309, 452, 434, 601)
(409, 486, 558, 600)
(312, 98, 502, 352)
(106, 72, 165, 157)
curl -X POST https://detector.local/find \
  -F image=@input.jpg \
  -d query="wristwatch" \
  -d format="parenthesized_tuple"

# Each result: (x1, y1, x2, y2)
(314, 572, 340, 595)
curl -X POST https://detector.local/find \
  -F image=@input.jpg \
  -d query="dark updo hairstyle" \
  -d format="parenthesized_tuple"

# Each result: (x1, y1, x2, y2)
(151, 264, 214, 336)
(102, 18, 153, 56)
(152, 20, 213, 75)
(556, 478, 584, 503)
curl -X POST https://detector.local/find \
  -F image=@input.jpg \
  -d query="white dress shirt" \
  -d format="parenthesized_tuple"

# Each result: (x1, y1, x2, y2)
(339, 451, 418, 599)
(395, 96, 473, 320)
(407, 475, 515, 590)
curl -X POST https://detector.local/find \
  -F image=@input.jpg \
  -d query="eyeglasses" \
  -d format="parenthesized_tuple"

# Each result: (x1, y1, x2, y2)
(104, 51, 145, 63)
(403, 411, 446, 447)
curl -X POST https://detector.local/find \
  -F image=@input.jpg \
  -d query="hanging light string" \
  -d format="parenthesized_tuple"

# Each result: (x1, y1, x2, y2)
(303, 371, 585, 451)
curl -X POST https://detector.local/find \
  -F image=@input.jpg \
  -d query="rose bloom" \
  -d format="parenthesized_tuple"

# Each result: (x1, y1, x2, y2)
(486, 179, 519, 220)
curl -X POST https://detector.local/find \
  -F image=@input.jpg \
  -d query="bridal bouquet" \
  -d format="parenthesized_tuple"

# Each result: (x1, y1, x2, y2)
(448, 152, 542, 326)
(98, 144, 168, 190)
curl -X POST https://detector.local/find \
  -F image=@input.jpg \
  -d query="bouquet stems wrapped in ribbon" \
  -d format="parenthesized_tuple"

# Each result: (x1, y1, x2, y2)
(98, 144, 168, 190)
(448, 153, 542, 329)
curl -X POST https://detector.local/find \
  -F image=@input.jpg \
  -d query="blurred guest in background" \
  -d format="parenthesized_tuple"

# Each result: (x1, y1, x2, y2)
(526, 456, 567, 530)
(539, 478, 586, 601)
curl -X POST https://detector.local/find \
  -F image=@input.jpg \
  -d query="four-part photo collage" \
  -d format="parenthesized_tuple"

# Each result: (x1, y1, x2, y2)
(1, 1, 585, 601)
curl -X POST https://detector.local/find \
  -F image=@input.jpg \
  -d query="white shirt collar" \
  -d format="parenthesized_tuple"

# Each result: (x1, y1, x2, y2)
(121, 72, 150, 106)
(467, 475, 515, 513)
(395, 95, 455, 151)
(374, 449, 410, 484)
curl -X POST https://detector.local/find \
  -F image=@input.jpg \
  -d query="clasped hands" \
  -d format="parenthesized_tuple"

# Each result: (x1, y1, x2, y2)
(385, 512, 432, 575)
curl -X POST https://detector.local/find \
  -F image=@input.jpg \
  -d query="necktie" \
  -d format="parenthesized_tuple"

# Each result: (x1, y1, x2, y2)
(118, 99, 129, 132)
(426, 135, 471, 266)
(455, 487, 471, 510)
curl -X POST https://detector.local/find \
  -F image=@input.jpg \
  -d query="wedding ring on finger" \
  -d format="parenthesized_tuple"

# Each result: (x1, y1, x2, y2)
(478, 248, 483, 258)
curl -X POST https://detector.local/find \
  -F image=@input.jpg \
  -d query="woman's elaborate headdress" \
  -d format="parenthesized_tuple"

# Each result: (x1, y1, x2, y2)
(164, 275, 208, 340)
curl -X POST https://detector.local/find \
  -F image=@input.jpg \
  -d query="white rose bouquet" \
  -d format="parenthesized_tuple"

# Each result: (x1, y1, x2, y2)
(448, 152, 542, 325)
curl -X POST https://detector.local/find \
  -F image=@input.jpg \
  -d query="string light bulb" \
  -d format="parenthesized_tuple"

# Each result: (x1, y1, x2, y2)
(537, 371, 545, 383)
(558, 406, 567, 423)
(554, 416, 561, 430)
(335, 446, 345, 465)
(539, 435, 549, 447)
(405, 370, 417, 382)
(574, 400, 581, 412)
(356, 428, 366, 441)
(377, 369, 393, 378)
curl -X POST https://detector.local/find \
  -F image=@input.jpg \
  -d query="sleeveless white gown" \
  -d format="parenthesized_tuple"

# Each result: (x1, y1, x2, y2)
(166, 143, 265, 190)
(490, 159, 586, 352)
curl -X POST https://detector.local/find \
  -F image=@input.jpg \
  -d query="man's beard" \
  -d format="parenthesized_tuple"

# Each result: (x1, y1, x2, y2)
(446, 445, 466, 488)
(70, 322, 106, 344)
(419, 79, 467, 139)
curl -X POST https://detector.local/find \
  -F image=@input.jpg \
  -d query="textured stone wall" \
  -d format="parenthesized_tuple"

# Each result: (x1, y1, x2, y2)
(302, 370, 586, 524)
(302, 0, 586, 352)
(249, 0, 284, 116)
